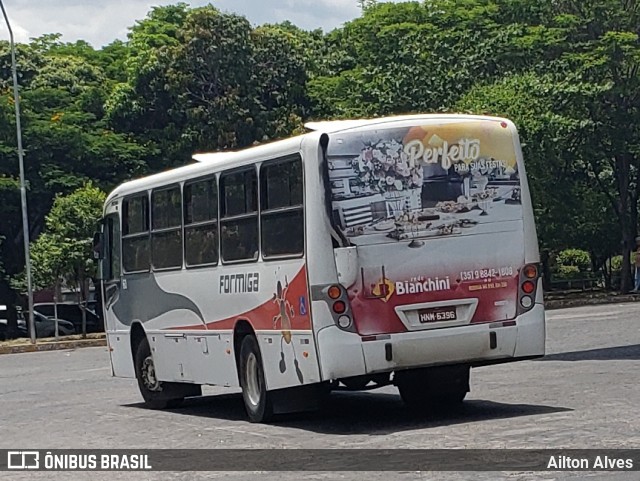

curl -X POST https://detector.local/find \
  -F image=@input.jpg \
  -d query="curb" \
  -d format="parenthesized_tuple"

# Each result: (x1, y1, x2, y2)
(0, 338, 107, 355)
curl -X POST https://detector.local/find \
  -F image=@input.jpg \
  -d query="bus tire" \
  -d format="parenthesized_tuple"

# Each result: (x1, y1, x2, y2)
(398, 383, 467, 409)
(134, 336, 184, 410)
(396, 366, 469, 410)
(239, 335, 273, 423)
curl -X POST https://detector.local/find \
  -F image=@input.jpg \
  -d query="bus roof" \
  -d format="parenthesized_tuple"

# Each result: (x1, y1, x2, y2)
(302, 113, 511, 133)
(105, 134, 306, 203)
(105, 114, 511, 204)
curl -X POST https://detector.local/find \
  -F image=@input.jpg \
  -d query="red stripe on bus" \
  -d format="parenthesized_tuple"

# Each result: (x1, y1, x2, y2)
(166, 265, 311, 332)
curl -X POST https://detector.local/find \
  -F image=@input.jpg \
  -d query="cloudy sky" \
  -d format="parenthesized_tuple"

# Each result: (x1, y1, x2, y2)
(0, 0, 400, 47)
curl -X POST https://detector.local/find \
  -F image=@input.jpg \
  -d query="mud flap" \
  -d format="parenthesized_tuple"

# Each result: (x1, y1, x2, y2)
(270, 382, 330, 414)
(155, 382, 202, 400)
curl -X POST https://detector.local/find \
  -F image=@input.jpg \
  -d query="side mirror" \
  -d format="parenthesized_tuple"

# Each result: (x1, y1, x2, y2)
(92, 232, 103, 260)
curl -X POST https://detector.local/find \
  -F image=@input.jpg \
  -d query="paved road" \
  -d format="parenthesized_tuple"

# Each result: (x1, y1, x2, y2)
(1, 302, 639, 480)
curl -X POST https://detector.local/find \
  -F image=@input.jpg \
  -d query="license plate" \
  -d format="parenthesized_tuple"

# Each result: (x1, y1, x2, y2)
(418, 306, 457, 323)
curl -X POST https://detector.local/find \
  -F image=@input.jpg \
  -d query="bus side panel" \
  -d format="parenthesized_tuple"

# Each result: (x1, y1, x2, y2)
(144, 330, 238, 386)
(313, 305, 367, 380)
(107, 331, 135, 378)
(513, 283, 545, 358)
(149, 331, 194, 382)
(187, 331, 237, 386)
(106, 260, 321, 390)
(255, 329, 321, 390)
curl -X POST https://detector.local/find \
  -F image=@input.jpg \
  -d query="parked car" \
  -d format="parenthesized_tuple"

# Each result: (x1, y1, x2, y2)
(17, 311, 76, 338)
(33, 302, 103, 333)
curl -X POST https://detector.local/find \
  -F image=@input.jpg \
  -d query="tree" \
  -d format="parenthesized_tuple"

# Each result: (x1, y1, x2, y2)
(105, 3, 191, 168)
(518, 0, 640, 291)
(457, 72, 620, 286)
(169, 7, 257, 151)
(16, 184, 106, 337)
(107, 5, 312, 166)
(562, 23, 640, 292)
(357, 0, 378, 11)
(250, 25, 309, 139)
(0, 35, 149, 314)
(310, 0, 547, 117)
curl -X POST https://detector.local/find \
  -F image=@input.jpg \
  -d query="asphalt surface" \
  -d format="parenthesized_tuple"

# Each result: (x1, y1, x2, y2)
(1, 302, 639, 480)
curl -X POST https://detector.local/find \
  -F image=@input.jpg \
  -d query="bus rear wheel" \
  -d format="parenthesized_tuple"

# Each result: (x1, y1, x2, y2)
(396, 365, 469, 410)
(134, 337, 184, 409)
(239, 335, 273, 423)
(398, 384, 467, 408)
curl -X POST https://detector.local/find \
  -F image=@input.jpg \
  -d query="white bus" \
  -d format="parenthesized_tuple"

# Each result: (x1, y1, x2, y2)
(97, 114, 545, 422)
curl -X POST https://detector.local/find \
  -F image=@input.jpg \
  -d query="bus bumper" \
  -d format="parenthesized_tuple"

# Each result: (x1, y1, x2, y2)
(317, 303, 545, 380)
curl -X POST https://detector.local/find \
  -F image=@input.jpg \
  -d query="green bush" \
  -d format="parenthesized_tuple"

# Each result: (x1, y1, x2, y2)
(554, 249, 592, 279)
(555, 249, 591, 271)
(609, 254, 634, 273)
(556, 265, 582, 279)
(610, 255, 623, 271)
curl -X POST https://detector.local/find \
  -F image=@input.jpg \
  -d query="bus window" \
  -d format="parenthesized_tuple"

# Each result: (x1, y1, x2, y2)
(220, 169, 258, 262)
(184, 178, 218, 266)
(151, 186, 182, 270)
(122, 195, 150, 272)
(106, 214, 121, 280)
(260, 157, 304, 258)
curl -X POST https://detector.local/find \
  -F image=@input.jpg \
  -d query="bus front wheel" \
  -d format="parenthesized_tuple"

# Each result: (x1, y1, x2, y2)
(239, 335, 273, 423)
(134, 337, 184, 409)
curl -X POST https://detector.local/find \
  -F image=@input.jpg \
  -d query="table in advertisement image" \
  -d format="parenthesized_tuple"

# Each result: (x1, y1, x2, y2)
(347, 199, 522, 246)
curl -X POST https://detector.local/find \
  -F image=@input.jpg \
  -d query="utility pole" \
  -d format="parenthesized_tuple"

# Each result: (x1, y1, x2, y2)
(1, 0, 35, 344)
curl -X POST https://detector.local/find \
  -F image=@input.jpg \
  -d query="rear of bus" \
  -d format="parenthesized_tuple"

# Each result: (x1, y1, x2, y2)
(309, 115, 544, 403)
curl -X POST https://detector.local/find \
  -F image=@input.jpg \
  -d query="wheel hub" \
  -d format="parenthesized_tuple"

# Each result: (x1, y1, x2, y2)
(245, 352, 261, 406)
(141, 356, 161, 392)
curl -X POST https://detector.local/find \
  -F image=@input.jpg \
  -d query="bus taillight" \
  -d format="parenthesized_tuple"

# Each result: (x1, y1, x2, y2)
(520, 296, 534, 309)
(518, 264, 540, 314)
(321, 284, 355, 332)
(337, 315, 351, 329)
(521, 280, 535, 294)
(328, 285, 341, 299)
(332, 300, 346, 314)
(523, 264, 537, 279)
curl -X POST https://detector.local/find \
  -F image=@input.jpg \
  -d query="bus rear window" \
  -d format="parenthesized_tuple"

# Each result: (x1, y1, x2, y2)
(325, 120, 523, 246)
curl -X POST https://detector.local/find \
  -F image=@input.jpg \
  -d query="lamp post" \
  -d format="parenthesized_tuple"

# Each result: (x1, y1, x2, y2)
(1, 0, 35, 344)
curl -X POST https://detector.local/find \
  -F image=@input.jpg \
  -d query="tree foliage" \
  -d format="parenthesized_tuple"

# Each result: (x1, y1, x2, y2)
(106, 5, 310, 166)
(16, 184, 106, 336)
(0, 36, 149, 305)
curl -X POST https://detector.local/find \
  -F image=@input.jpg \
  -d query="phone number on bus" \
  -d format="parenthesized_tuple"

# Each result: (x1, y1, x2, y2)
(459, 266, 514, 281)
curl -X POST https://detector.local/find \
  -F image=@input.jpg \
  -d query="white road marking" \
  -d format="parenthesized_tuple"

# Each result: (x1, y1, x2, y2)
(548, 310, 624, 320)
(78, 367, 110, 373)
